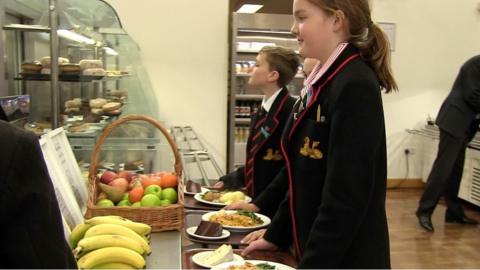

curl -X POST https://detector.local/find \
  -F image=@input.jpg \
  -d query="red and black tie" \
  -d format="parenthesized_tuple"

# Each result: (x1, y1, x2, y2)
(244, 107, 267, 197)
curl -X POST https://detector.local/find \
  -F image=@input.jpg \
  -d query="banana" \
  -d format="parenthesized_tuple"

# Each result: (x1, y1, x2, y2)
(77, 247, 145, 269)
(90, 262, 136, 269)
(69, 223, 93, 249)
(84, 224, 151, 255)
(74, 234, 145, 258)
(85, 216, 151, 236)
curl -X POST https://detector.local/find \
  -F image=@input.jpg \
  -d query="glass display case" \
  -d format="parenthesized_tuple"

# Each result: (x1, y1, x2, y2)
(0, 0, 171, 174)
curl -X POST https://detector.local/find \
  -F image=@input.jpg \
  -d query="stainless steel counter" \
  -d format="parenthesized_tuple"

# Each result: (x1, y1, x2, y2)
(146, 231, 182, 269)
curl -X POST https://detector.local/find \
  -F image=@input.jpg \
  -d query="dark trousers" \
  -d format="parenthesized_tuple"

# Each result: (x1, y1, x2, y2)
(418, 123, 478, 216)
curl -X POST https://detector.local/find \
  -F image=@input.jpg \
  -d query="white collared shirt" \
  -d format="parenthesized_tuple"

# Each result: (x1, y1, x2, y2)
(261, 88, 283, 112)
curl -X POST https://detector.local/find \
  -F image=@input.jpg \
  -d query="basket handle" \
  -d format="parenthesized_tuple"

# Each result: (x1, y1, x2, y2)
(88, 114, 182, 184)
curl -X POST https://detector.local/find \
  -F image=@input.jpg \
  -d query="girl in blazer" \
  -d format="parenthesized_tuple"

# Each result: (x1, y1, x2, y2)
(242, 0, 397, 268)
(215, 46, 299, 218)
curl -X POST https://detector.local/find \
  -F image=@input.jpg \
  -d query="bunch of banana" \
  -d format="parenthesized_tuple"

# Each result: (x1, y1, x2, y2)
(69, 216, 152, 269)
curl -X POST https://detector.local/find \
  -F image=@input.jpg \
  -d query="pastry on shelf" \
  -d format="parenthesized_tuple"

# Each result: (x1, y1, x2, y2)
(102, 102, 122, 112)
(39, 56, 70, 67)
(60, 63, 81, 75)
(82, 68, 106, 76)
(79, 59, 103, 70)
(64, 98, 82, 114)
(21, 61, 42, 74)
(103, 109, 122, 116)
(89, 98, 107, 109)
(105, 70, 122, 76)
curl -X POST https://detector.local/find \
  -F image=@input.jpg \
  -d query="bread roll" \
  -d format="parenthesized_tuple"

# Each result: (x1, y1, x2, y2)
(91, 108, 103, 115)
(21, 62, 42, 73)
(89, 98, 107, 108)
(60, 63, 81, 74)
(79, 59, 103, 70)
(102, 102, 122, 112)
(103, 109, 122, 116)
(82, 68, 106, 76)
(40, 56, 69, 67)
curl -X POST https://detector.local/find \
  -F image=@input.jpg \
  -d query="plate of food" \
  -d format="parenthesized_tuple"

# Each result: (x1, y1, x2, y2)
(212, 260, 295, 270)
(191, 245, 243, 268)
(186, 220, 229, 240)
(194, 191, 252, 206)
(202, 210, 270, 231)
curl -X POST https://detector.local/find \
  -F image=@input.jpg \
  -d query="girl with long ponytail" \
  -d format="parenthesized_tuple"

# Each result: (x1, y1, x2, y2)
(242, 0, 395, 268)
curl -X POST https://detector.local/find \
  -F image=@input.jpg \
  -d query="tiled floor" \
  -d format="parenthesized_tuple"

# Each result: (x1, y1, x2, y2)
(387, 189, 480, 268)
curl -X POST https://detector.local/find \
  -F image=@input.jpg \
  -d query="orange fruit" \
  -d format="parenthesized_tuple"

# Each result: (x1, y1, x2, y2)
(128, 186, 144, 203)
(140, 174, 161, 188)
(161, 173, 177, 188)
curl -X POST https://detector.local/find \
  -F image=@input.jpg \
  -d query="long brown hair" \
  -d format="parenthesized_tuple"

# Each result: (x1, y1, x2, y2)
(307, 0, 398, 93)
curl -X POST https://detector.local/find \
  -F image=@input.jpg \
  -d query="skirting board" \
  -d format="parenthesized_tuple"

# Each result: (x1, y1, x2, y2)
(387, 178, 424, 189)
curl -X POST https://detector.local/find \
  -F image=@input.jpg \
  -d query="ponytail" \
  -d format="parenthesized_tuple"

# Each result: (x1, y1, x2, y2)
(354, 23, 398, 93)
(306, 0, 398, 93)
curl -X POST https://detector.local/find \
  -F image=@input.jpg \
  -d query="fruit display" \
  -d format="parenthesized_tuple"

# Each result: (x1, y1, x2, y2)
(96, 170, 179, 207)
(69, 215, 152, 269)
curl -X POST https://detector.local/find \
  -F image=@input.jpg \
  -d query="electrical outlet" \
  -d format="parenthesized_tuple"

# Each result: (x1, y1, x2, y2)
(404, 148, 415, 155)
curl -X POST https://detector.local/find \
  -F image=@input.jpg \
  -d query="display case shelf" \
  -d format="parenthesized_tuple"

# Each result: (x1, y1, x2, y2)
(3, 24, 51, 32)
(14, 74, 130, 82)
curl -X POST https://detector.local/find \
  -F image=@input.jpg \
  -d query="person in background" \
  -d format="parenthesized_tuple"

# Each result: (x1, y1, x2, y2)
(229, 57, 320, 245)
(214, 46, 299, 218)
(302, 58, 319, 78)
(0, 111, 77, 268)
(242, 0, 397, 268)
(416, 55, 480, 232)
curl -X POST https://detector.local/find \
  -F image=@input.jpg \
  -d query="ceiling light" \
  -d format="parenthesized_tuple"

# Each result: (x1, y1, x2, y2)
(237, 4, 263, 13)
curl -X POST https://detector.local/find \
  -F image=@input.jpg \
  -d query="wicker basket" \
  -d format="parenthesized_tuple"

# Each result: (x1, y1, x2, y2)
(85, 114, 184, 232)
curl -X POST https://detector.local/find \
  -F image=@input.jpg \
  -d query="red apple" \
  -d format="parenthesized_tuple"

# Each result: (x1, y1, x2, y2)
(109, 177, 129, 193)
(118, 171, 134, 183)
(100, 170, 119, 184)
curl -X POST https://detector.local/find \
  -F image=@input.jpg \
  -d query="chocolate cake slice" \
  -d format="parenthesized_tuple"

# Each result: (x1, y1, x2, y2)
(194, 221, 223, 237)
(186, 180, 202, 193)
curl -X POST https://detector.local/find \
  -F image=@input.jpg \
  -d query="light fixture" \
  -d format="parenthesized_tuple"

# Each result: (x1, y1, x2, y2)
(57, 29, 95, 45)
(237, 4, 263, 13)
(103, 47, 119, 56)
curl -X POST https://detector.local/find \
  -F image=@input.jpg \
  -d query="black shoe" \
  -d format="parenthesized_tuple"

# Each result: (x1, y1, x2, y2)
(445, 213, 479, 225)
(416, 212, 434, 232)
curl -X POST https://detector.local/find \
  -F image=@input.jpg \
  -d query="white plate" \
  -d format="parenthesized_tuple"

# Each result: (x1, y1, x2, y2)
(192, 251, 243, 268)
(184, 186, 210, 196)
(201, 210, 270, 231)
(212, 260, 295, 270)
(194, 193, 252, 206)
(185, 226, 231, 240)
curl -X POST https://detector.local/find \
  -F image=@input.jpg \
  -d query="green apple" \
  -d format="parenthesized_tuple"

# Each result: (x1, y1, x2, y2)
(117, 199, 132, 207)
(141, 194, 162, 206)
(144, 184, 162, 199)
(131, 202, 142, 207)
(161, 188, 177, 203)
(122, 193, 129, 201)
(159, 199, 172, 206)
(96, 199, 114, 207)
